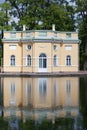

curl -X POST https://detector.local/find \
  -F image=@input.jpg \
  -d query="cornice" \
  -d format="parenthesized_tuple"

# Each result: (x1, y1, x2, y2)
(2, 37, 79, 44)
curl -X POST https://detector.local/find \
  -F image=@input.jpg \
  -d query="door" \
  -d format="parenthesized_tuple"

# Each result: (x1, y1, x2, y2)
(38, 53, 47, 72)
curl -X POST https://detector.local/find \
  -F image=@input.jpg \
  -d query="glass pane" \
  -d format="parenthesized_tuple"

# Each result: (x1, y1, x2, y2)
(66, 56, 71, 66)
(39, 59, 42, 68)
(27, 56, 31, 66)
(11, 56, 15, 66)
(39, 32, 47, 37)
(10, 32, 16, 38)
(43, 59, 46, 68)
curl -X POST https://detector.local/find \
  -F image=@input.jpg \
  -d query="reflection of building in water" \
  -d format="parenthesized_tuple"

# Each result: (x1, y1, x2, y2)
(3, 77, 22, 107)
(2, 77, 79, 120)
(8, 118, 19, 130)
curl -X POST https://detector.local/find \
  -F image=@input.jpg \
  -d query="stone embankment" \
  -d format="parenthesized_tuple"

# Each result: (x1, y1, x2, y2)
(0, 71, 87, 77)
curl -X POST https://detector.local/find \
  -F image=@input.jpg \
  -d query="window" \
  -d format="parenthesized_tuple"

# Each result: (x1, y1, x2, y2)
(53, 55, 58, 67)
(54, 45, 58, 50)
(39, 32, 47, 36)
(26, 55, 31, 66)
(9, 45, 16, 50)
(66, 33, 71, 38)
(26, 32, 30, 37)
(54, 32, 57, 37)
(10, 32, 16, 38)
(26, 45, 31, 50)
(10, 55, 15, 66)
(39, 53, 47, 68)
(65, 45, 72, 50)
(66, 55, 71, 66)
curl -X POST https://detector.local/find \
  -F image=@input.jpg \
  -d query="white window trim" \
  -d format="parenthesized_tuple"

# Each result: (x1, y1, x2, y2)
(54, 55, 58, 67)
(9, 45, 16, 50)
(66, 55, 71, 66)
(54, 45, 58, 51)
(10, 55, 16, 66)
(26, 55, 31, 66)
(26, 45, 31, 50)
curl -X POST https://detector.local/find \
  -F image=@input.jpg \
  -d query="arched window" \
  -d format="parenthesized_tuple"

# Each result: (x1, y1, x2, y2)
(66, 55, 71, 66)
(39, 53, 47, 68)
(26, 55, 31, 66)
(53, 55, 58, 67)
(10, 55, 15, 66)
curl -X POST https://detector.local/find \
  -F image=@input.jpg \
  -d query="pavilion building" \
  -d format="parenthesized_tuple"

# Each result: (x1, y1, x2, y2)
(2, 25, 79, 73)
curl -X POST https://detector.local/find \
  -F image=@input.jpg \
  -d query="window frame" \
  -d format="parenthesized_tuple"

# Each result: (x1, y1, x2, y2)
(10, 32, 16, 38)
(26, 32, 30, 37)
(39, 53, 47, 68)
(53, 45, 58, 51)
(26, 55, 31, 66)
(39, 32, 47, 37)
(66, 55, 71, 66)
(26, 45, 31, 50)
(66, 33, 71, 38)
(10, 55, 15, 66)
(53, 55, 58, 67)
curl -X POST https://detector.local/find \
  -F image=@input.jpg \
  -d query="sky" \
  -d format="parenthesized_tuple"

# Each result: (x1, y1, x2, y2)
(0, 0, 5, 3)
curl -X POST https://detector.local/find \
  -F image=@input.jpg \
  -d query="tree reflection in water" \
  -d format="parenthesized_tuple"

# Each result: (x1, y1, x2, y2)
(0, 117, 8, 130)
(79, 76, 87, 129)
(19, 117, 74, 130)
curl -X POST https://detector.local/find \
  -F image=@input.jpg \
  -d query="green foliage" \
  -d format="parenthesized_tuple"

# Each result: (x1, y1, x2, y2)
(22, 118, 74, 130)
(23, 120, 36, 130)
(0, 0, 76, 31)
(5, 0, 76, 31)
(0, 1, 12, 30)
(72, 0, 87, 69)
(0, 117, 8, 130)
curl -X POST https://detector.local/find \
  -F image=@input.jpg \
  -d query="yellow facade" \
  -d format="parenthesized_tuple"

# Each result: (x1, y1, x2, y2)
(2, 30, 79, 73)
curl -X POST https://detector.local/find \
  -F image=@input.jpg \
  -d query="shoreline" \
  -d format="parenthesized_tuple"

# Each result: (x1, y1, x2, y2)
(0, 71, 87, 77)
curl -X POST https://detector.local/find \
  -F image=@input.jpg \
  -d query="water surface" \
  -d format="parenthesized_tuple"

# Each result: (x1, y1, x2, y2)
(0, 76, 86, 129)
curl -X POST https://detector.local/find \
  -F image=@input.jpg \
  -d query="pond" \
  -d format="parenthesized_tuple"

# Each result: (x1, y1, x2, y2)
(0, 76, 87, 130)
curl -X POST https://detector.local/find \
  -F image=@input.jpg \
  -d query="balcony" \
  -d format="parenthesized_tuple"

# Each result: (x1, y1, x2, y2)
(2, 30, 79, 44)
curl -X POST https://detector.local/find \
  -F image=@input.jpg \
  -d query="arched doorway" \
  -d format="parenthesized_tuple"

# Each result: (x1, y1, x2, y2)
(38, 53, 47, 72)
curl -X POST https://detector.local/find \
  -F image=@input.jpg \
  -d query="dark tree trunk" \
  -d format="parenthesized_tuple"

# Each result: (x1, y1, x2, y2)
(84, 33, 87, 70)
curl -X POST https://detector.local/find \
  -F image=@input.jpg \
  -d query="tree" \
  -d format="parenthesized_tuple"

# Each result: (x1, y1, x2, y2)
(0, 1, 12, 66)
(6, 0, 75, 31)
(71, 0, 87, 70)
(0, 1, 11, 31)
